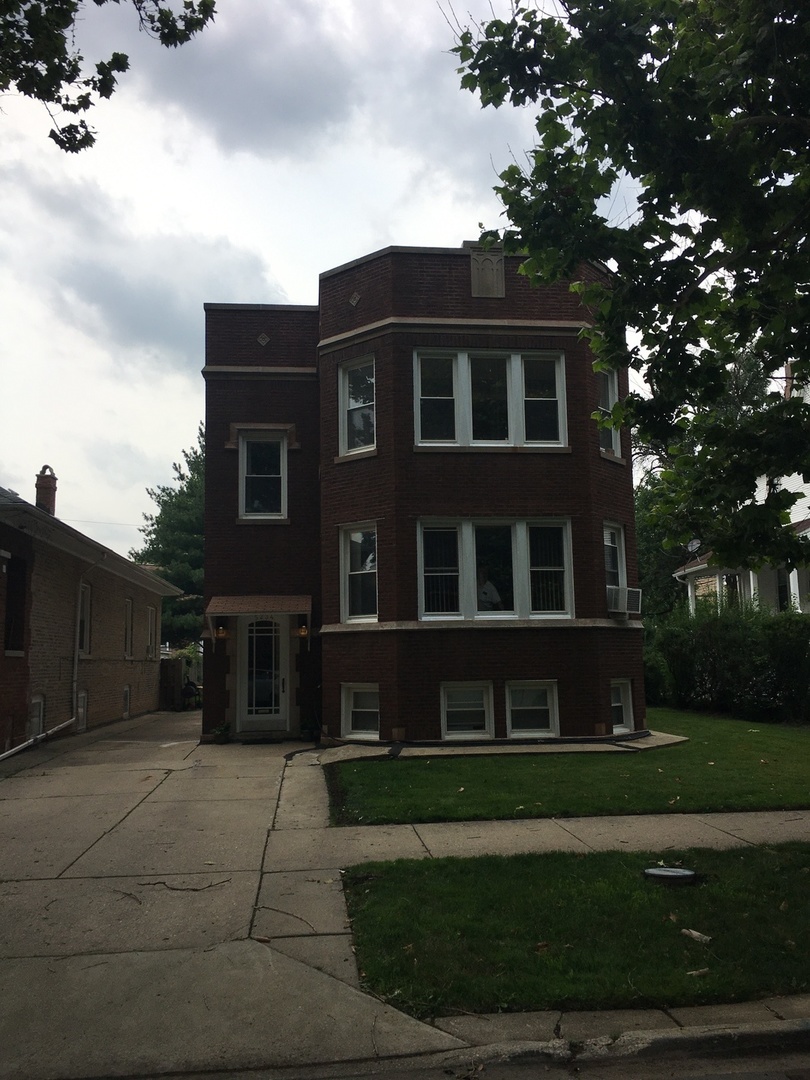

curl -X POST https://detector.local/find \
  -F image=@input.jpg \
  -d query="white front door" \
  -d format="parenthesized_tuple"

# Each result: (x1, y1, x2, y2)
(237, 615, 290, 733)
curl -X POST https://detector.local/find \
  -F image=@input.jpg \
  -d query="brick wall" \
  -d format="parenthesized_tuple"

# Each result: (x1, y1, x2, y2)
(317, 246, 643, 739)
(321, 625, 645, 741)
(0, 524, 32, 752)
(28, 545, 163, 733)
(204, 246, 644, 742)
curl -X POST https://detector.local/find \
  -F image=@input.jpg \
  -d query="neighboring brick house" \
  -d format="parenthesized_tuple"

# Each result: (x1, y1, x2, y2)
(0, 469, 182, 756)
(203, 244, 645, 743)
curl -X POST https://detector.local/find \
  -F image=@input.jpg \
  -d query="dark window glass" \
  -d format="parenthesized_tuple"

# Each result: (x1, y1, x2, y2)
(474, 525, 514, 612)
(420, 356, 455, 441)
(244, 440, 282, 515)
(348, 530, 377, 617)
(510, 686, 552, 731)
(524, 358, 559, 441)
(597, 371, 618, 451)
(346, 362, 375, 450)
(471, 356, 508, 441)
(604, 528, 621, 588)
(423, 528, 459, 612)
(350, 690, 380, 732)
(445, 687, 487, 732)
(529, 526, 566, 611)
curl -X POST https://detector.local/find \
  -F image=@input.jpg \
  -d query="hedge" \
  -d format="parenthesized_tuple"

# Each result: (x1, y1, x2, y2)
(644, 603, 810, 723)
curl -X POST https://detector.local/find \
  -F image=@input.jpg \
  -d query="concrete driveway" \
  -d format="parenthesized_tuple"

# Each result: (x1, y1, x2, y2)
(0, 711, 462, 1080)
(2, 711, 810, 1080)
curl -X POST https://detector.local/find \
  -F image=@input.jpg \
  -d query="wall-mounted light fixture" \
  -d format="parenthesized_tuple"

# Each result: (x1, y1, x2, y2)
(297, 620, 309, 639)
(215, 623, 230, 640)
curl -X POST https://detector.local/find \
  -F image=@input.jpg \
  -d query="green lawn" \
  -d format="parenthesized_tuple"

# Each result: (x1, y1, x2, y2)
(326, 709, 810, 824)
(344, 843, 810, 1018)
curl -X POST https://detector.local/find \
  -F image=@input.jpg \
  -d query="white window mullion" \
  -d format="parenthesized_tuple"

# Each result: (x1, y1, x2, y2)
(456, 352, 472, 445)
(508, 353, 522, 445)
(459, 520, 477, 618)
(513, 523, 530, 618)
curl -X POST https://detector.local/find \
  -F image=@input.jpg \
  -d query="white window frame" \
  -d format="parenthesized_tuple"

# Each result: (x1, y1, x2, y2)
(441, 682, 494, 740)
(596, 369, 621, 455)
(341, 683, 380, 740)
(506, 681, 559, 738)
(604, 523, 627, 590)
(341, 524, 378, 622)
(610, 680, 634, 734)
(418, 519, 573, 620)
(146, 605, 157, 660)
(414, 350, 567, 447)
(339, 356, 376, 456)
(238, 432, 288, 520)
(124, 598, 133, 659)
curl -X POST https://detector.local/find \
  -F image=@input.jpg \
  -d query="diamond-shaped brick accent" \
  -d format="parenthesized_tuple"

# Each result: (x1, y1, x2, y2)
(257, 333, 270, 346)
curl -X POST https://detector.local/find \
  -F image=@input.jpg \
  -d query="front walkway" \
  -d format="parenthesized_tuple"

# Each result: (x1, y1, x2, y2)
(1, 711, 809, 1079)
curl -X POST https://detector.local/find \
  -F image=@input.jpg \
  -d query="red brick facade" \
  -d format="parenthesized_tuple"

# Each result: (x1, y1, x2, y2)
(203, 245, 644, 743)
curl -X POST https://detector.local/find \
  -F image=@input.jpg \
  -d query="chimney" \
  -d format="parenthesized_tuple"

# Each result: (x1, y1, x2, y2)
(35, 465, 57, 516)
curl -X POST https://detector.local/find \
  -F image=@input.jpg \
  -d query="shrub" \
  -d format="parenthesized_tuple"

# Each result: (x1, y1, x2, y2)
(646, 602, 810, 723)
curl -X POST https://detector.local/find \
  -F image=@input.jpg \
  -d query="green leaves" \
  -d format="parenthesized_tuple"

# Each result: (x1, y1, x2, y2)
(1, 1, 216, 150)
(131, 426, 204, 645)
(454, 0, 810, 568)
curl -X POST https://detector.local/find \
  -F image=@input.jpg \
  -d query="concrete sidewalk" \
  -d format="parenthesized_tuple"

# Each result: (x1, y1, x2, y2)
(1, 711, 809, 1079)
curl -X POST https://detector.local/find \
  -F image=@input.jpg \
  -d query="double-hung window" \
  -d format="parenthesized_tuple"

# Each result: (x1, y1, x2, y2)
(342, 526, 377, 621)
(604, 524, 626, 590)
(239, 433, 287, 519)
(610, 680, 633, 733)
(420, 520, 572, 619)
(596, 369, 620, 454)
(507, 681, 559, 737)
(441, 682, 494, 739)
(340, 357, 375, 454)
(342, 684, 380, 738)
(415, 351, 566, 447)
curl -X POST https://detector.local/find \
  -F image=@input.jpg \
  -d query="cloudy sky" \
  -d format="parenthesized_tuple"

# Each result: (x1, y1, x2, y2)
(0, 0, 564, 557)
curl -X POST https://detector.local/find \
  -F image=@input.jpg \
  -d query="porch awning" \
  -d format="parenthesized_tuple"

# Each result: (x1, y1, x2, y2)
(206, 595, 312, 617)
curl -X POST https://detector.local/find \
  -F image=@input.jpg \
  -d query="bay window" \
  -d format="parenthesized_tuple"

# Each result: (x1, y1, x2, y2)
(415, 350, 566, 447)
(420, 519, 572, 619)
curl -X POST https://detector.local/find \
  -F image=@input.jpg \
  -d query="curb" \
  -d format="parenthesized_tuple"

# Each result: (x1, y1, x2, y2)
(433, 1018, 810, 1070)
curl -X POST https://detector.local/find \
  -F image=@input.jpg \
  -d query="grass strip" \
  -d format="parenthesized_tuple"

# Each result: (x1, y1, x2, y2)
(327, 709, 810, 825)
(343, 843, 810, 1019)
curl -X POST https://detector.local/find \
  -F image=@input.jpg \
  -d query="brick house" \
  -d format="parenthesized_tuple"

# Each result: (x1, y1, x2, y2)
(0, 469, 182, 756)
(203, 244, 645, 743)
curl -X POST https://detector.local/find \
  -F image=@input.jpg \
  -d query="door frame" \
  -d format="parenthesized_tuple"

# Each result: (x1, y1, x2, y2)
(236, 614, 291, 735)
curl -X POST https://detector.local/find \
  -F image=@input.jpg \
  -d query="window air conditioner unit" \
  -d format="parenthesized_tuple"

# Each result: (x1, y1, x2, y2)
(607, 586, 642, 615)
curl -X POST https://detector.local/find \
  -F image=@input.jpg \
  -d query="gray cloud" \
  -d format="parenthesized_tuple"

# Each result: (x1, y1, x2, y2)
(124, 0, 362, 157)
(0, 163, 285, 372)
(112, 0, 536, 192)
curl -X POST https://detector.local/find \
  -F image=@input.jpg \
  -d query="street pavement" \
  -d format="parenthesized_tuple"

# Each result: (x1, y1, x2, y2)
(1, 710, 809, 1080)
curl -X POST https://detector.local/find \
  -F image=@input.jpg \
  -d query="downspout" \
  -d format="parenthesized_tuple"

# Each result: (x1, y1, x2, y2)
(0, 717, 77, 763)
